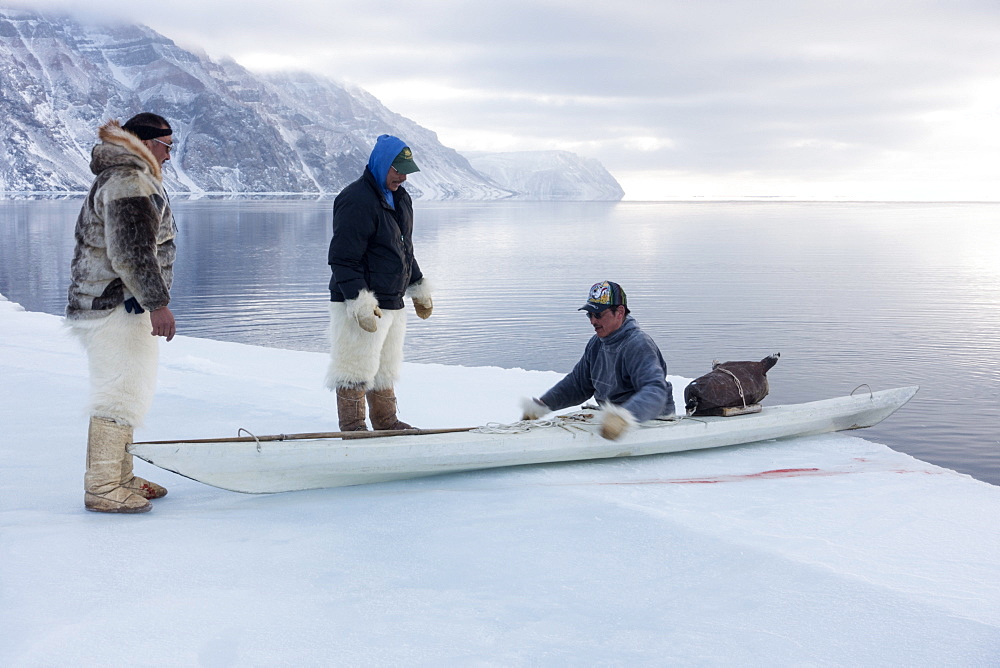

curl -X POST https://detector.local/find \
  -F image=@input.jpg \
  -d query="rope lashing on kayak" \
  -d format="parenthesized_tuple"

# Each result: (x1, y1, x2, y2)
(473, 413, 596, 434)
(717, 367, 747, 408)
(472, 419, 560, 434)
(473, 411, 685, 434)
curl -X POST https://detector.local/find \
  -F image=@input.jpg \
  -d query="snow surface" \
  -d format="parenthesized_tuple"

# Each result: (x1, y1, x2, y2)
(2, 293, 999, 665)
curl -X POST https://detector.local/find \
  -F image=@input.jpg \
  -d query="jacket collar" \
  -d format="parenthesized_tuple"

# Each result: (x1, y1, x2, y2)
(363, 167, 405, 210)
(599, 315, 637, 346)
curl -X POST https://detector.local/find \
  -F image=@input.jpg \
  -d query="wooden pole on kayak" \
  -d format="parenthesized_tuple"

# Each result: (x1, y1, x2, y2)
(132, 426, 477, 445)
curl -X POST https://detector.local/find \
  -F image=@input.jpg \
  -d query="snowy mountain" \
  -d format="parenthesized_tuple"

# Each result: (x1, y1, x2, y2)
(0, 7, 623, 200)
(467, 150, 625, 201)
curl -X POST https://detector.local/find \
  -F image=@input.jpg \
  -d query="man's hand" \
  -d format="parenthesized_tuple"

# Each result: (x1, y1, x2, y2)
(412, 296, 433, 319)
(356, 305, 383, 332)
(347, 291, 382, 333)
(150, 306, 176, 342)
(600, 404, 636, 441)
(406, 279, 433, 320)
(520, 397, 549, 421)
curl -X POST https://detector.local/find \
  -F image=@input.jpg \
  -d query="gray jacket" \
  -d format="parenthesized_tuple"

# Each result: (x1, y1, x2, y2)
(540, 316, 674, 422)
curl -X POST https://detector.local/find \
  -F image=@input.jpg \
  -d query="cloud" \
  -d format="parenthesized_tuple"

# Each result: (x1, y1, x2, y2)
(15, 0, 1000, 198)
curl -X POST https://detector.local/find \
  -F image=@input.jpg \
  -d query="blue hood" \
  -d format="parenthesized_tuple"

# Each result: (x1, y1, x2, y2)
(366, 134, 407, 209)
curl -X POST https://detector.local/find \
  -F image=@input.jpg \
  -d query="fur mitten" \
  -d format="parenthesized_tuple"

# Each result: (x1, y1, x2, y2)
(599, 403, 637, 441)
(413, 297, 433, 319)
(406, 279, 433, 319)
(348, 290, 382, 333)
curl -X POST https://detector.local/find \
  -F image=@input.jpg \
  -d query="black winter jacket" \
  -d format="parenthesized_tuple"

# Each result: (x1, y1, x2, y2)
(327, 168, 423, 310)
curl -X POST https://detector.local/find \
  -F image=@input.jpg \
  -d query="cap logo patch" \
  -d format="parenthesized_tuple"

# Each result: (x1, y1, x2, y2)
(589, 282, 612, 305)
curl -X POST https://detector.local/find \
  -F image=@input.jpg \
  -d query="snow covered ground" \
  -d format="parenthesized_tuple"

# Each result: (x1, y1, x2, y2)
(2, 294, 999, 666)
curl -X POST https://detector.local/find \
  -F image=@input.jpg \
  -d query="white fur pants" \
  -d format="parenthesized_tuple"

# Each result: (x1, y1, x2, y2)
(67, 305, 159, 428)
(326, 302, 407, 391)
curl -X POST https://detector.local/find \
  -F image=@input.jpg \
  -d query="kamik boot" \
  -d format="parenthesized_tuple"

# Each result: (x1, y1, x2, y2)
(366, 387, 414, 431)
(84, 417, 151, 514)
(122, 448, 167, 500)
(336, 386, 369, 432)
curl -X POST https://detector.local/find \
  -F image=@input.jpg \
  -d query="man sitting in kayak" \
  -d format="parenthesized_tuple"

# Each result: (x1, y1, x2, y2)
(521, 280, 676, 441)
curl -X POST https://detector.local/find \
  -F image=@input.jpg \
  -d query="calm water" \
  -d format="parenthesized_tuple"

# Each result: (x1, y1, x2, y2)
(2, 199, 998, 485)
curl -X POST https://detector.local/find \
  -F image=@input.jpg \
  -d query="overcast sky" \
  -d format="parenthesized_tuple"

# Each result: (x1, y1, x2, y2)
(19, 0, 1000, 200)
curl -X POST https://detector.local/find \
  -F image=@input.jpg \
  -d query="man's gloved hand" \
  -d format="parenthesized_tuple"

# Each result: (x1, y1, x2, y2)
(347, 291, 382, 333)
(124, 297, 145, 314)
(406, 279, 433, 320)
(599, 404, 637, 441)
(356, 304, 382, 332)
(520, 397, 549, 421)
(412, 296, 433, 319)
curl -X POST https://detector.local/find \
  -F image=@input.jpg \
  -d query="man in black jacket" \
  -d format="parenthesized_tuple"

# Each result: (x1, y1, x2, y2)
(326, 135, 433, 431)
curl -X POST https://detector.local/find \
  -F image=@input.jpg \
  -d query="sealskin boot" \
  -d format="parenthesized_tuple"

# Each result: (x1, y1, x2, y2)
(367, 388, 414, 431)
(84, 417, 151, 514)
(122, 449, 168, 500)
(336, 386, 369, 432)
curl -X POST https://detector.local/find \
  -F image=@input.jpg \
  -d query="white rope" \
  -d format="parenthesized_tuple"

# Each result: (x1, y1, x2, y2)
(474, 410, 694, 434)
(472, 412, 596, 434)
(473, 419, 557, 434)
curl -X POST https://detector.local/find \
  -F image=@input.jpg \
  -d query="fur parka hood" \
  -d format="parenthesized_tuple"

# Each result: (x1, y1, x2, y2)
(92, 120, 164, 182)
(66, 120, 176, 320)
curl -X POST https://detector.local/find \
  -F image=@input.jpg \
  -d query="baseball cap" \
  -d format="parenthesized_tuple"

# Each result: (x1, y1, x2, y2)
(578, 280, 628, 314)
(391, 147, 420, 175)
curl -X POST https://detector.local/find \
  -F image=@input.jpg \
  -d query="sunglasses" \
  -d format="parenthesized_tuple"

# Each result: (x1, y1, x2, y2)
(586, 308, 615, 320)
(152, 138, 173, 152)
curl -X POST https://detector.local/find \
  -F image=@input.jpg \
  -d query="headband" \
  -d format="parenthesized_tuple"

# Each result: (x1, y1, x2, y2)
(122, 123, 173, 141)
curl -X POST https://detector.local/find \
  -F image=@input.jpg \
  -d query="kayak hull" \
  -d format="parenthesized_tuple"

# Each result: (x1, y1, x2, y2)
(129, 386, 919, 493)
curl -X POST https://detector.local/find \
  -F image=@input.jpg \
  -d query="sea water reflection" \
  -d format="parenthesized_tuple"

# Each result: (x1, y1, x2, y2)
(1, 198, 998, 485)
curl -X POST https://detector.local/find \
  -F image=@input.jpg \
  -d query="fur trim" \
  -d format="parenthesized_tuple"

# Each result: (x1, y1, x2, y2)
(405, 278, 433, 302)
(346, 289, 381, 321)
(68, 305, 159, 427)
(326, 302, 407, 390)
(99, 120, 162, 182)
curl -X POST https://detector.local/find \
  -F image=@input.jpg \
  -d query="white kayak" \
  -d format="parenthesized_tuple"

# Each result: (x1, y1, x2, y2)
(129, 386, 918, 494)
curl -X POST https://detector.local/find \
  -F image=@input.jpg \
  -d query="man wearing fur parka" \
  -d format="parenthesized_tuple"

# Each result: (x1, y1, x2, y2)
(326, 134, 433, 432)
(66, 113, 177, 514)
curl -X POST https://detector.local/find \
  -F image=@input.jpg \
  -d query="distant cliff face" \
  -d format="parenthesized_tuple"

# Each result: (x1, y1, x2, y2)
(466, 151, 625, 201)
(0, 7, 623, 200)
